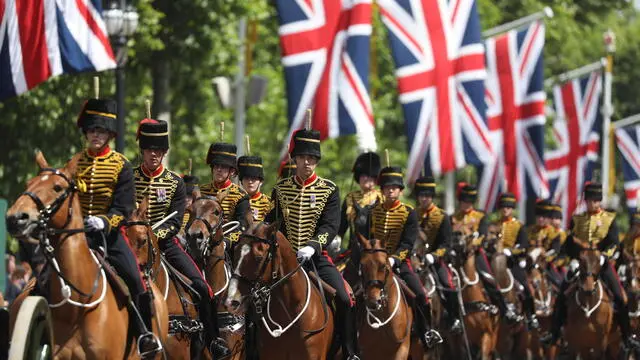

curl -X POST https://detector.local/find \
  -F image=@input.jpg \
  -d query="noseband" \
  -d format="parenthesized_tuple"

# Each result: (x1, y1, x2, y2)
(361, 248, 391, 304)
(124, 220, 157, 276)
(186, 197, 225, 260)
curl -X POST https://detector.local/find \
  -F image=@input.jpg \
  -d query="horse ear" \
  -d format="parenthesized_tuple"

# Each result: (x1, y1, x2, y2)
(244, 209, 254, 230)
(138, 196, 150, 218)
(266, 219, 281, 238)
(35, 150, 49, 169)
(357, 233, 370, 249)
(63, 153, 82, 177)
(192, 187, 201, 199)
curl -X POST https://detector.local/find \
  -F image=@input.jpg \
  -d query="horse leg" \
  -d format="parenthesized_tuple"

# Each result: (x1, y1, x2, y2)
(481, 332, 493, 360)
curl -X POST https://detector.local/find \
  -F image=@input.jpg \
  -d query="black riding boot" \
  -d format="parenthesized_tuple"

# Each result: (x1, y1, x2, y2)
(200, 297, 230, 358)
(618, 302, 640, 350)
(485, 282, 518, 322)
(540, 291, 566, 345)
(339, 306, 360, 360)
(133, 292, 162, 358)
(444, 292, 462, 334)
(524, 296, 539, 329)
(415, 300, 443, 349)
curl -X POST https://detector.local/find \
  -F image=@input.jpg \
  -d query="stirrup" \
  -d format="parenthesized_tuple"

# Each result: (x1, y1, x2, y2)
(424, 329, 444, 348)
(209, 338, 231, 358)
(137, 332, 162, 358)
(346, 355, 361, 360)
(450, 319, 463, 334)
(539, 332, 558, 347)
(625, 335, 640, 350)
(527, 315, 540, 330)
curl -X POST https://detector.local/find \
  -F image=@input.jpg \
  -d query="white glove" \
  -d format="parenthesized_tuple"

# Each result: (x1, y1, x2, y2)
(569, 259, 580, 273)
(388, 257, 397, 268)
(503, 248, 512, 257)
(619, 265, 628, 277)
(296, 246, 315, 261)
(84, 216, 106, 232)
(425, 254, 436, 265)
(599, 254, 606, 266)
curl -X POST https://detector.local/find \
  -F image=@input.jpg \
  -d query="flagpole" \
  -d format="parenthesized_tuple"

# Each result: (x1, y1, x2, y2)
(445, 172, 455, 215)
(482, 7, 554, 39)
(613, 113, 640, 129)
(544, 58, 607, 88)
(602, 29, 616, 207)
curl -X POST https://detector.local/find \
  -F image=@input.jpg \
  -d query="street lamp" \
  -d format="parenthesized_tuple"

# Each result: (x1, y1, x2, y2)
(104, 1, 139, 153)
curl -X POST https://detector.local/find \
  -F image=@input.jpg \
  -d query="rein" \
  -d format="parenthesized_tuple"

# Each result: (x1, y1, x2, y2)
(17, 168, 106, 308)
(124, 220, 157, 278)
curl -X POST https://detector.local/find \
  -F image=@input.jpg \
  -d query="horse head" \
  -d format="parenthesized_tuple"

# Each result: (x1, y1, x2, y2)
(225, 221, 286, 313)
(185, 188, 226, 266)
(352, 197, 376, 239)
(577, 247, 603, 296)
(526, 247, 552, 315)
(357, 234, 390, 311)
(7, 151, 83, 246)
(123, 196, 157, 270)
(627, 255, 640, 307)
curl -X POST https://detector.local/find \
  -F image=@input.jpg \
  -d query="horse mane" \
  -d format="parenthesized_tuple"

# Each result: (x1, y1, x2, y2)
(492, 252, 511, 288)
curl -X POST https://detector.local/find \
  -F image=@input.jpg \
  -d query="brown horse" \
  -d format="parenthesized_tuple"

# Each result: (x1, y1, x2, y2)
(447, 231, 499, 360)
(492, 252, 527, 359)
(564, 245, 615, 359)
(225, 222, 334, 360)
(6, 151, 165, 359)
(125, 197, 205, 359)
(185, 192, 245, 359)
(356, 234, 412, 359)
(526, 247, 557, 360)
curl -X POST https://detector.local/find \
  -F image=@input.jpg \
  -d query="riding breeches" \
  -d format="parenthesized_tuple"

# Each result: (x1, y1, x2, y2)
(601, 259, 627, 306)
(88, 228, 147, 296)
(160, 237, 213, 299)
(435, 259, 456, 290)
(398, 259, 428, 306)
(305, 250, 354, 309)
(475, 248, 498, 292)
(511, 265, 532, 300)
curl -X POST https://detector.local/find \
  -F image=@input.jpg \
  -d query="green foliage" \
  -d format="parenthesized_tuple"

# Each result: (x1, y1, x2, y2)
(0, 0, 638, 232)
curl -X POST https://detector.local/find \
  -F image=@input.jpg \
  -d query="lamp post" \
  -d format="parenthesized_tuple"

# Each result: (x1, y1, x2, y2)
(104, 1, 139, 153)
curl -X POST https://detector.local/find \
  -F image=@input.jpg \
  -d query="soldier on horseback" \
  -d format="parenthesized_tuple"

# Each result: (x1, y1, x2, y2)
(370, 167, 443, 349)
(266, 129, 361, 360)
(495, 193, 539, 329)
(413, 176, 462, 334)
(238, 154, 271, 222)
(530, 200, 564, 288)
(541, 182, 640, 350)
(623, 212, 640, 260)
(339, 152, 383, 264)
(74, 99, 161, 355)
(277, 159, 297, 179)
(181, 173, 199, 229)
(200, 142, 250, 244)
(451, 185, 520, 323)
(133, 119, 230, 357)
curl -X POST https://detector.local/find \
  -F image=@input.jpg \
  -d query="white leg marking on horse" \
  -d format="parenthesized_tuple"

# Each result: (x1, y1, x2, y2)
(226, 244, 250, 305)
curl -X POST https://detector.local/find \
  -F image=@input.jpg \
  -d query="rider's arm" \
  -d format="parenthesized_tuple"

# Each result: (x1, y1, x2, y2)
(338, 197, 349, 239)
(600, 219, 620, 258)
(393, 208, 418, 262)
(432, 214, 452, 257)
(512, 225, 528, 255)
(264, 187, 280, 224)
(153, 177, 185, 242)
(99, 160, 135, 233)
(477, 213, 488, 238)
(308, 187, 340, 254)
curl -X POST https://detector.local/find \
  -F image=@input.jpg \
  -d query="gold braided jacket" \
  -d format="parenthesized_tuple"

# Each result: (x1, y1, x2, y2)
(134, 166, 182, 241)
(344, 189, 383, 222)
(500, 217, 524, 252)
(76, 149, 128, 231)
(249, 192, 272, 222)
(371, 201, 413, 260)
(273, 175, 337, 251)
(452, 209, 485, 246)
(200, 181, 247, 222)
(527, 225, 558, 250)
(571, 211, 616, 257)
(417, 205, 447, 257)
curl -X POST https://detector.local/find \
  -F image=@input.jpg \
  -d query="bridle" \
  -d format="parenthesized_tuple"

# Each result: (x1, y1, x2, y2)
(16, 168, 105, 306)
(185, 197, 228, 267)
(123, 219, 157, 277)
(360, 248, 391, 306)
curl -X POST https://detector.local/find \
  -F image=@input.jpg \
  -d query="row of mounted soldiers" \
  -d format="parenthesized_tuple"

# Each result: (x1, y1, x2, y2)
(26, 95, 640, 359)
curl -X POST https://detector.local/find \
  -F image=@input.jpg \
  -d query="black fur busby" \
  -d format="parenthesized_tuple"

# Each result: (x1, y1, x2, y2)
(458, 185, 478, 203)
(497, 192, 517, 209)
(550, 203, 563, 220)
(379, 166, 404, 189)
(535, 199, 553, 217)
(77, 98, 117, 133)
(353, 152, 381, 182)
(206, 143, 237, 169)
(290, 129, 321, 159)
(584, 182, 603, 201)
(414, 176, 436, 197)
(238, 156, 264, 180)
(182, 175, 199, 195)
(137, 119, 169, 150)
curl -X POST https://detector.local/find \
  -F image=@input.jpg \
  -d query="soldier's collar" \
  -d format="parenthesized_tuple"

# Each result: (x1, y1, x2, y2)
(294, 172, 318, 187)
(423, 203, 436, 213)
(383, 200, 401, 210)
(86, 145, 111, 158)
(141, 164, 164, 178)
(214, 179, 232, 190)
(250, 191, 262, 200)
(588, 208, 603, 216)
(501, 216, 514, 223)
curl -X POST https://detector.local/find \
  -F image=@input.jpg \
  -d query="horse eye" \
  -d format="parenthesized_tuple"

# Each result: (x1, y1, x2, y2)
(214, 209, 220, 216)
(53, 185, 63, 192)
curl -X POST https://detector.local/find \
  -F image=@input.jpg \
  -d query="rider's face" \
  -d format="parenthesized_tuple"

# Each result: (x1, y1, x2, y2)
(212, 164, 233, 184)
(142, 148, 166, 171)
(242, 176, 262, 195)
(458, 201, 473, 212)
(86, 127, 112, 152)
(551, 217, 562, 228)
(383, 185, 402, 203)
(500, 206, 514, 218)
(358, 175, 376, 192)
(586, 199, 601, 213)
(417, 194, 433, 208)
(536, 215, 548, 227)
(294, 155, 318, 179)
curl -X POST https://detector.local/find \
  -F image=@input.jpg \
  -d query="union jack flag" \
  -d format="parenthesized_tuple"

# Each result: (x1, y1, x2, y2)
(275, 0, 377, 157)
(378, 0, 491, 181)
(0, 0, 116, 100)
(615, 123, 640, 214)
(546, 71, 602, 227)
(478, 21, 548, 216)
